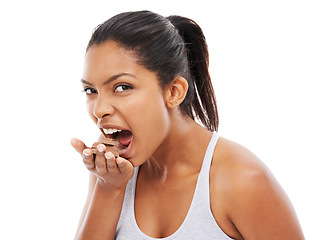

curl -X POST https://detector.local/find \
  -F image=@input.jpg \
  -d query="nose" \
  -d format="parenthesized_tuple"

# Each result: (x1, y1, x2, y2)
(93, 95, 115, 119)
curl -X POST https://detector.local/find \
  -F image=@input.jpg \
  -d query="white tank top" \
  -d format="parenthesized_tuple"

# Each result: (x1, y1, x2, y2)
(115, 132, 233, 239)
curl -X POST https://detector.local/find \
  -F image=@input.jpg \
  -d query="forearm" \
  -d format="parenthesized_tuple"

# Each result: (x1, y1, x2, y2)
(75, 183, 126, 240)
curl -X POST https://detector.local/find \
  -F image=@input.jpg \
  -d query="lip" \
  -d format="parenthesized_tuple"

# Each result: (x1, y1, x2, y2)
(98, 124, 128, 137)
(119, 137, 133, 158)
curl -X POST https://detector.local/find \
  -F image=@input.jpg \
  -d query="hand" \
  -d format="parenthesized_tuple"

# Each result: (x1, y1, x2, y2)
(71, 138, 134, 190)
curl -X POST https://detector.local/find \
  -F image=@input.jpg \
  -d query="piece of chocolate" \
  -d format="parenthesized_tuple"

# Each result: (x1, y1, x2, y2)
(90, 138, 121, 157)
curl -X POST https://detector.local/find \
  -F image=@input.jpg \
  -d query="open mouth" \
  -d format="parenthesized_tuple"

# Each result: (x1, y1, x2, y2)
(101, 128, 133, 156)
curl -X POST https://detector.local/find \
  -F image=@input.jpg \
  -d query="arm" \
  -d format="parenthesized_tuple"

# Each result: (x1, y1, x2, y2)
(75, 181, 127, 240)
(76, 173, 97, 232)
(71, 138, 134, 240)
(229, 165, 305, 240)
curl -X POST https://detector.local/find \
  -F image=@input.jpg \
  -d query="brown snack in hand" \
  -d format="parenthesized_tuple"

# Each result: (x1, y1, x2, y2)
(90, 138, 121, 158)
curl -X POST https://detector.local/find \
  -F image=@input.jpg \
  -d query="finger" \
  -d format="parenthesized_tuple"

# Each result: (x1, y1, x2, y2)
(95, 144, 107, 175)
(71, 138, 88, 155)
(82, 149, 95, 170)
(115, 157, 134, 177)
(105, 152, 118, 173)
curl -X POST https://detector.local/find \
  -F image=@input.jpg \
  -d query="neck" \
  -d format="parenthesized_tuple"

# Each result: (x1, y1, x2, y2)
(143, 113, 213, 181)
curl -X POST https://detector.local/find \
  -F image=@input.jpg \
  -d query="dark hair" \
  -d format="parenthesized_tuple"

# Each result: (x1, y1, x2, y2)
(87, 10, 219, 131)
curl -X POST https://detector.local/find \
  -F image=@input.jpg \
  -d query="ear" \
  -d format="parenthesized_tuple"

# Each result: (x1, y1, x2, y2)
(164, 76, 188, 109)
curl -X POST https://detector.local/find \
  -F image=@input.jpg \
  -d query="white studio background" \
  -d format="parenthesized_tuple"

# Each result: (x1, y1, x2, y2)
(0, 0, 334, 239)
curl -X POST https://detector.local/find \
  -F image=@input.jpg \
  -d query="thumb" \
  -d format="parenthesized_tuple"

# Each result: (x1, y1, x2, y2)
(71, 138, 88, 155)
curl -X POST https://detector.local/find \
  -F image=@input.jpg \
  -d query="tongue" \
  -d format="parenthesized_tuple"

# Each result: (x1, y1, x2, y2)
(118, 130, 132, 146)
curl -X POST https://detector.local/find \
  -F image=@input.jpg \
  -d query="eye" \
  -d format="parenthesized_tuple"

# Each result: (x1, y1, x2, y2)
(82, 87, 97, 95)
(114, 84, 133, 93)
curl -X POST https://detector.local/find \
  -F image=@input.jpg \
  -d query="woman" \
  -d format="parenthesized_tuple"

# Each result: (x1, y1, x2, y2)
(71, 10, 304, 240)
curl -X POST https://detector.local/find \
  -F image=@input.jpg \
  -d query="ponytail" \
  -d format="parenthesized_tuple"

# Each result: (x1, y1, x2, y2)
(88, 11, 219, 132)
(167, 16, 219, 132)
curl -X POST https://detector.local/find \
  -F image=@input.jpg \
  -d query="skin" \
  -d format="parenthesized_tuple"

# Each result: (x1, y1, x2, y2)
(71, 41, 305, 240)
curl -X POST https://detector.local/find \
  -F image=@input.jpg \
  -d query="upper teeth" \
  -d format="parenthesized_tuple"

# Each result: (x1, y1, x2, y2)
(103, 128, 122, 134)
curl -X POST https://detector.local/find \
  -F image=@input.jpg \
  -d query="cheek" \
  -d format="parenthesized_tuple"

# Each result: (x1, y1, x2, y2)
(131, 90, 168, 128)
(127, 92, 169, 153)
(86, 100, 98, 124)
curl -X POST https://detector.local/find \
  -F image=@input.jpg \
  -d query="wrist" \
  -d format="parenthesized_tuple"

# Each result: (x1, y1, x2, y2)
(95, 178, 127, 194)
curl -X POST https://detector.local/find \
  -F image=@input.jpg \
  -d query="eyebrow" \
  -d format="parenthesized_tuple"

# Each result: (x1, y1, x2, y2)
(81, 73, 136, 86)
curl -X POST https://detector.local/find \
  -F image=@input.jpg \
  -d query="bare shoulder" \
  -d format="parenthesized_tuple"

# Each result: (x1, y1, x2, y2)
(210, 137, 305, 240)
(211, 137, 274, 191)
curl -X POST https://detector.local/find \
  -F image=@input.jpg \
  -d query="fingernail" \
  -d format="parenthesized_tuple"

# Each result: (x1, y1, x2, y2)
(115, 157, 123, 165)
(83, 149, 90, 157)
(97, 144, 105, 153)
(105, 152, 113, 159)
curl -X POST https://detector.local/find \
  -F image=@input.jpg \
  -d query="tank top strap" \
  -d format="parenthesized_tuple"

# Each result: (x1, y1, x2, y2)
(193, 131, 220, 206)
(199, 131, 220, 176)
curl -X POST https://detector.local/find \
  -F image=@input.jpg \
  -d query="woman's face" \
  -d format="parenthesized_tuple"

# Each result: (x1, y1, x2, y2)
(82, 41, 171, 166)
